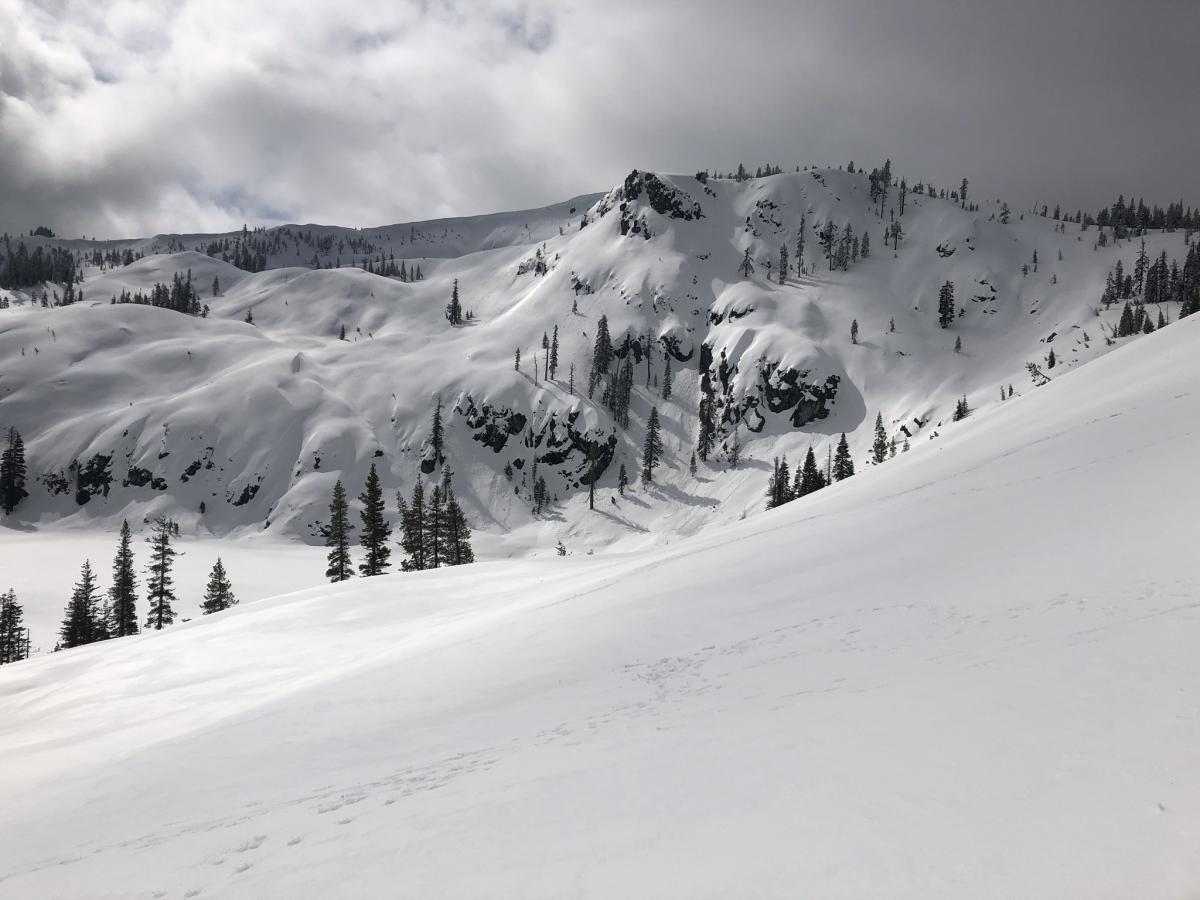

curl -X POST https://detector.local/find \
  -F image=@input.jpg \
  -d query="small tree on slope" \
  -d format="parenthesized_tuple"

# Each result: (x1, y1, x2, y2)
(358, 464, 392, 577)
(200, 558, 237, 614)
(833, 433, 855, 481)
(641, 407, 664, 485)
(324, 480, 354, 583)
(144, 517, 178, 631)
(60, 560, 100, 649)
(108, 519, 139, 637)
(872, 413, 889, 464)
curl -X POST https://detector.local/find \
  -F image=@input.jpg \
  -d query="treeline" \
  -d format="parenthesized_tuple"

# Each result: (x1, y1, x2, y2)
(0, 238, 77, 289)
(765, 415, 905, 511)
(110, 271, 203, 316)
(322, 461, 476, 583)
(55, 517, 238, 652)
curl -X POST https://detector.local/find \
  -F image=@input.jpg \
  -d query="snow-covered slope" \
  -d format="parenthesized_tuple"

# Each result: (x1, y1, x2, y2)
(1, 168, 1187, 552)
(1, 312, 1197, 899)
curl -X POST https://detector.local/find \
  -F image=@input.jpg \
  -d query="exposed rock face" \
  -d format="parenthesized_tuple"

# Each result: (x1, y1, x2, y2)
(622, 170, 704, 221)
(704, 349, 840, 434)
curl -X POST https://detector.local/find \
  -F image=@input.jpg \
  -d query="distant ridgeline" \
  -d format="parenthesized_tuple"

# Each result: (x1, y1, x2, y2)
(1, 161, 1198, 544)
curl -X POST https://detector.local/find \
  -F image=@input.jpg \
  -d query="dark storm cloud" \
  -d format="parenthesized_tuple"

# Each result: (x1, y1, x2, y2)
(0, 0, 1196, 238)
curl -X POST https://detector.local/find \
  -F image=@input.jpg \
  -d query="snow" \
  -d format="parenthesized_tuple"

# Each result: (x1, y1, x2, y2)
(1, 312, 1197, 899)
(0, 169, 1184, 556)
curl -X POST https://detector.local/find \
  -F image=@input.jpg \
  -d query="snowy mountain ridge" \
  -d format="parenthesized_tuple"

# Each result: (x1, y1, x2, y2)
(0, 165, 1192, 552)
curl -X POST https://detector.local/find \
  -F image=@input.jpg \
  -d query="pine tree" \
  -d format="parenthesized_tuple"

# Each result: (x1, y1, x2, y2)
(0, 426, 28, 515)
(689, 451, 697, 477)
(515, 347, 521, 371)
(662, 355, 673, 399)
(108, 519, 138, 636)
(833, 433, 854, 481)
(641, 407, 663, 484)
(0, 588, 26, 664)
(798, 447, 824, 497)
(424, 483, 445, 568)
(953, 395, 971, 421)
(588, 315, 613, 397)
(60, 560, 99, 649)
(549, 325, 559, 379)
(144, 517, 178, 630)
(443, 489, 475, 566)
(739, 247, 755, 278)
(618, 463, 628, 494)
(212, 275, 220, 297)
(766, 456, 794, 509)
(955, 335, 963, 353)
(200, 558, 237, 614)
(399, 480, 427, 571)
(445, 278, 463, 325)
(728, 428, 741, 469)
(429, 396, 445, 465)
(778, 243, 788, 284)
(850, 319, 859, 344)
(324, 480, 354, 582)
(358, 463, 392, 576)
(872, 413, 888, 464)
(937, 281, 956, 328)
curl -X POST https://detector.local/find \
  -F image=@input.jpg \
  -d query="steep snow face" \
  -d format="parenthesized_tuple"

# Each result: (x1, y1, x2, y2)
(0, 169, 1188, 547)
(1, 315, 1197, 899)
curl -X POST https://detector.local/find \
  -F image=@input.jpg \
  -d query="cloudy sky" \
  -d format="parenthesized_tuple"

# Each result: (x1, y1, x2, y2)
(1, 0, 1197, 238)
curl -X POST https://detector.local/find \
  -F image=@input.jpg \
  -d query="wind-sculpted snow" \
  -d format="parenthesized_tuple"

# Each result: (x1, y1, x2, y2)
(1, 316, 1197, 898)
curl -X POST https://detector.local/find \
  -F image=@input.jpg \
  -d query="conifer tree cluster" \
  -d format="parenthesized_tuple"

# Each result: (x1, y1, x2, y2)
(0, 238, 76, 288)
(0, 588, 30, 664)
(397, 469, 474, 570)
(765, 433, 857, 511)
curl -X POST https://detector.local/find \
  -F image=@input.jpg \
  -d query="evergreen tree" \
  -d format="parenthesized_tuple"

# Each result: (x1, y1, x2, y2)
(766, 456, 793, 509)
(108, 519, 139, 637)
(739, 247, 755, 278)
(212, 275, 220, 297)
(937, 281, 956, 328)
(850, 319, 859, 344)
(0, 426, 28, 515)
(358, 463, 392, 576)
(0, 588, 26, 664)
(60, 560, 99, 649)
(662, 355, 673, 399)
(779, 243, 788, 284)
(424, 483, 445, 568)
(832, 433, 854, 481)
(399, 480, 427, 571)
(144, 517, 178, 630)
(443, 489, 475, 566)
(549, 325, 559, 379)
(588, 315, 613, 397)
(953, 395, 971, 421)
(797, 447, 824, 496)
(728, 428, 741, 470)
(872, 412, 889, 464)
(514, 346, 521, 371)
(955, 335, 962, 353)
(618, 463, 628, 494)
(689, 451, 697, 477)
(641, 407, 663, 484)
(445, 278, 463, 325)
(324, 480, 354, 582)
(429, 396, 445, 465)
(200, 558, 237, 614)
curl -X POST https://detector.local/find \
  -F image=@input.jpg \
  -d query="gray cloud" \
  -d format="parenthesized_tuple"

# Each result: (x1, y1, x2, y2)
(1, 0, 1197, 238)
